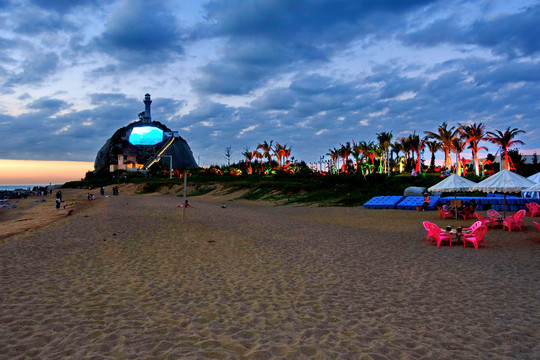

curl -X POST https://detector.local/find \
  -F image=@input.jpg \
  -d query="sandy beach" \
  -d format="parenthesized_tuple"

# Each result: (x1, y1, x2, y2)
(1, 185, 539, 359)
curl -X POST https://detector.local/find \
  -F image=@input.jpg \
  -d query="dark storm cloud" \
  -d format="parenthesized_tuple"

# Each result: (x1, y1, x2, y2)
(203, 0, 435, 40)
(195, 0, 437, 95)
(13, 9, 77, 34)
(250, 88, 296, 111)
(190, 49, 540, 163)
(90, 93, 134, 106)
(193, 38, 329, 95)
(1, 0, 539, 165)
(474, 60, 540, 85)
(0, 37, 19, 65)
(30, 0, 102, 13)
(365, 64, 424, 100)
(3, 52, 59, 88)
(0, 93, 186, 161)
(0, 37, 16, 52)
(91, 0, 184, 66)
(404, 4, 540, 58)
(26, 98, 71, 113)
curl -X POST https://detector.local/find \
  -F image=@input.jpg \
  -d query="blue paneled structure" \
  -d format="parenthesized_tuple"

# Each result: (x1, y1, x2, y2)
(128, 126, 164, 145)
(363, 196, 404, 209)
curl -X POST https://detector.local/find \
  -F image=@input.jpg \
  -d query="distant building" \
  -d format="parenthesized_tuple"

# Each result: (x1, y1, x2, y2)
(94, 94, 198, 173)
(109, 154, 142, 172)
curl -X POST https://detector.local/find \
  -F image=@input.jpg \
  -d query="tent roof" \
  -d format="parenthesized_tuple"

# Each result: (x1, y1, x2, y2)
(527, 172, 540, 183)
(471, 170, 535, 193)
(427, 174, 477, 193)
(522, 182, 540, 198)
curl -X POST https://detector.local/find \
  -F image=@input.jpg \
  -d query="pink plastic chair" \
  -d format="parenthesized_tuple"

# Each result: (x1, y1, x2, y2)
(533, 221, 540, 241)
(473, 213, 492, 228)
(423, 221, 444, 243)
(429, 223, 452, 247)
(503, 209, 526, 232)
(423, 221, 433, 242)
(462, 221, 482, 234)
(515, 209, 526, 227)
(438, 207, 452, 219)
(459, 207, 474, 220)
(487, 209, 502, 227)
(463, 225, 488, 249)
(525, 202, 540, 217)
(533, 203, 540, 217)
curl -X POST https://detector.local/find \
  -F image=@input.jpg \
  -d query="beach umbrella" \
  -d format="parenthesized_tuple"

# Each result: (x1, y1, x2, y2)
(470, 170, 535, 217)
(522, 182, 540, 199)
(428, 174, 477, 218)
(527, 172, 540, 183)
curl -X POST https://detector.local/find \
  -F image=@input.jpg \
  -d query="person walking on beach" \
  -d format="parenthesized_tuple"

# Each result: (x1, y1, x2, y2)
(421, 193, 430, 211)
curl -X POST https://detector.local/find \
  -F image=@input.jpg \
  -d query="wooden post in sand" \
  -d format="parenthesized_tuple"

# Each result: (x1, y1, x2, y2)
(182, 169, 187, 222)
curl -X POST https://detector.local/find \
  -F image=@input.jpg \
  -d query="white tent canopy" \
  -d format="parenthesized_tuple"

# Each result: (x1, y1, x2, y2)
(522, 182, 540, 199)
(428, 174, 477, 193)
(471, 170, 535, 193)
(527, 172, 540, 183)
(470, 170, 536, 217)
(428, 174, 477, 218)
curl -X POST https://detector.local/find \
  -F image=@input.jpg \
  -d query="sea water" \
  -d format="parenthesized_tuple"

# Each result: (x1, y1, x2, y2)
(0, 185, 38, 191)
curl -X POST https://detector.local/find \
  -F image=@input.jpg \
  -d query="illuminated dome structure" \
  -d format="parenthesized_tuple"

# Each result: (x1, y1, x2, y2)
(94, 94, 198, 173)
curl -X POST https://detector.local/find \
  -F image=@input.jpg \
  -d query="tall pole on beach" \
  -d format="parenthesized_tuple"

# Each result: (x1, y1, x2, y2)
(182, 169, 187, 222)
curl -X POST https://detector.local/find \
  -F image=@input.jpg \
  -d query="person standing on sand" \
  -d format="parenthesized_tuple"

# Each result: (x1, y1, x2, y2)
(421, 193, 430, 211)
(56, 190, 62, 202)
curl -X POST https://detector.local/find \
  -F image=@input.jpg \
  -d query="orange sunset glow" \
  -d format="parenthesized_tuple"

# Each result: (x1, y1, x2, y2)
(0, 159, 94, 185)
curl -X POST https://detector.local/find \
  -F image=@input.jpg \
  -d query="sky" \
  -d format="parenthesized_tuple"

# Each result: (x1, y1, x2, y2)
(0, 159, 92, 185)
(1, 0, 539, 183)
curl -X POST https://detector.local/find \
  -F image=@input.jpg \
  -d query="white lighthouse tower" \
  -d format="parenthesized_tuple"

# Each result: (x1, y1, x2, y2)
(143, 93, 152, 123)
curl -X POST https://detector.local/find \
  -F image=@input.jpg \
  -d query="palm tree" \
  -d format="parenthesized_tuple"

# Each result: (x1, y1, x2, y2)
(364, 141, 378, 173)
(257, 140, 274, 167)
(398, 136, 412, 171)
(274, 142, 285, 169)
(351, 140, 365, 175)
(406, 132, 424, 173)
(241, 147, 253, 174)
(425, 122, 458, 170)
(376, 131, 393, 174)
(459, 122, 487, 176)
(326, 147, 339, 173)
(251, 149, 263, 173)
(282, 145, 292, 170)
(339, 142, 352, 173)
(391, 141, 404, 173)
(424, 140, 442, 171)
(451, 135, 467, 175)
(486, 127, 525, 171)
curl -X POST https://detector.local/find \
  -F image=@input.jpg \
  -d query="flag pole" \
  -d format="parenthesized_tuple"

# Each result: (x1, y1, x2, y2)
(182, 169, 187, 222)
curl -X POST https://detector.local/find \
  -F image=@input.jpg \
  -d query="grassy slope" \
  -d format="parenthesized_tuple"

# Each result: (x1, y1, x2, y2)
(131, 172, 450, 206)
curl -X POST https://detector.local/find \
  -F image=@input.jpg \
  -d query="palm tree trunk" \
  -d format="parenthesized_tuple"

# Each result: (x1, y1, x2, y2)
(444, 149, 452, 169)
(473, 150, 479, 176)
